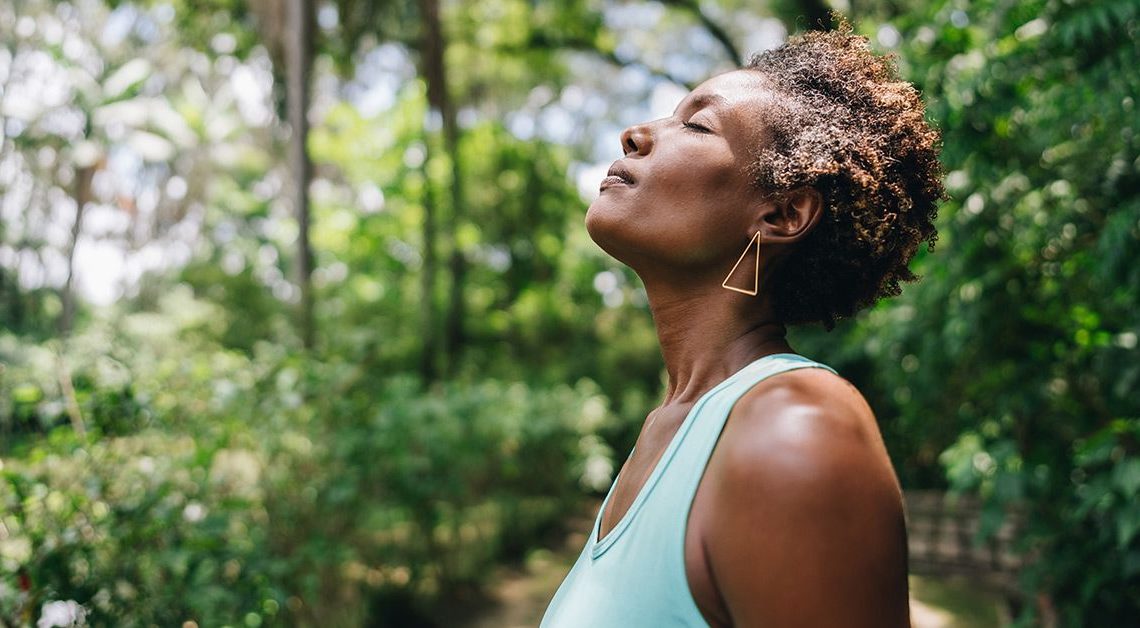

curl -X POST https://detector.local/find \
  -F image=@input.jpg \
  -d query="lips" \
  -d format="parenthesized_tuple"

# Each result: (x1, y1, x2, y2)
(600, 162, 635, 191)
(607, 163, 635, 184)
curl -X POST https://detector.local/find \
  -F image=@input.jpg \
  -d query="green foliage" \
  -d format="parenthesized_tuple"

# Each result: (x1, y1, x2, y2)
(1028, 420, 1140, 624)
(1, 429, 283, 626)
(0, 339, 146, 445)
(0, 291, 615, 626)
(794, 0, 1140, 622)
(5, 0, 1139, 624)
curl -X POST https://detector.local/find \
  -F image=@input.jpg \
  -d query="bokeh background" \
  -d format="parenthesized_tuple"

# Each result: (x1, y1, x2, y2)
(1, 0, 1137, 626)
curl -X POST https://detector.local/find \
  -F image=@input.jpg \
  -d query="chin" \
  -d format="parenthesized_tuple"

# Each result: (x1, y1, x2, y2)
(585, 200, 626, 259)
(585, 200, 651, 269)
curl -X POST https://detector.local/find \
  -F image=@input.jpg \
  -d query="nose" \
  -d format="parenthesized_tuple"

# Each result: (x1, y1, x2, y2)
(620, 122, 653, 156)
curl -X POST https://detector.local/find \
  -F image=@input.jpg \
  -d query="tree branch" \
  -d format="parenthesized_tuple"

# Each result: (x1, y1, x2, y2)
(516, 33, 695, 89)
(660, 0, 742, 66)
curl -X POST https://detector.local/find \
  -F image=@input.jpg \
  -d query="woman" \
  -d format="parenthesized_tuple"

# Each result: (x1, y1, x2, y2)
(540, 27, 943, 628)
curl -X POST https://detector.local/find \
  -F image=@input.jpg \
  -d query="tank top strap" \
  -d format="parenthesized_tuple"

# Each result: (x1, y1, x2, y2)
(661, 352, 839, 502)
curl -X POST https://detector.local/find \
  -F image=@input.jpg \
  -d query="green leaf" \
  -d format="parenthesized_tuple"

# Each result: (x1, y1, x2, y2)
(1114, 458, 1140, 498)
(1117, 502, 1140, 548)
(12, 384, 42, 404)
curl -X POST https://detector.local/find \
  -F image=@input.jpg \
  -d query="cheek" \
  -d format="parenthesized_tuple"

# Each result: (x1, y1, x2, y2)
(656, 154, 742, 215)
(583, 155, 752, 266)
(650, 168, 751, 249)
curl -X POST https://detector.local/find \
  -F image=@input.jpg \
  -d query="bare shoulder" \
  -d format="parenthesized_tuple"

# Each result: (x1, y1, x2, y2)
(722, 364, 902, 508)
(719, 365, 896, 488)
(701, 365, 910, 627)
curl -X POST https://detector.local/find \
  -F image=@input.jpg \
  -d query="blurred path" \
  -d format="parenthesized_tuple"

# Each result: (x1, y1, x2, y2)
(460, 504, 595, 628)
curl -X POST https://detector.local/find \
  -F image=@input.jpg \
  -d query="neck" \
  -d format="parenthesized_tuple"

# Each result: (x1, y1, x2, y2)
(642, 276, 792, 407)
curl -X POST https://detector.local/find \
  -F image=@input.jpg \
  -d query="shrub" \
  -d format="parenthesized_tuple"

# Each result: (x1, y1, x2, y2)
(0, 296, 615, 626)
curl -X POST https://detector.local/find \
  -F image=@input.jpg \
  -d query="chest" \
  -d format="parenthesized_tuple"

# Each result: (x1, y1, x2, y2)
(596, 408, 730, 628)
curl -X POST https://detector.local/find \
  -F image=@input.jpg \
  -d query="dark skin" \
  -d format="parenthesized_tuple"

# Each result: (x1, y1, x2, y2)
(587, 70, 910, 627)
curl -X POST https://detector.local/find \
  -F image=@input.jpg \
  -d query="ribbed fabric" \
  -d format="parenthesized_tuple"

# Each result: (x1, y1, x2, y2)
(540, 353, 839, 628)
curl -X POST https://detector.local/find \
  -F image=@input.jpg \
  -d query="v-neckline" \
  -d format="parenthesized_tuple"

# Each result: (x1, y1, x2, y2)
(590, 353, 796, 558)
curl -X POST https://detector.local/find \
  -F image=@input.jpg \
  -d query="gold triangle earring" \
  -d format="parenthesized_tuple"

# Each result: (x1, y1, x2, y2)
(721, 232, 761, 296)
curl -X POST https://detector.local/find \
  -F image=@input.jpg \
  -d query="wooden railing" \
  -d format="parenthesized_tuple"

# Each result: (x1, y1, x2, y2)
(904, 490, 1024, 596)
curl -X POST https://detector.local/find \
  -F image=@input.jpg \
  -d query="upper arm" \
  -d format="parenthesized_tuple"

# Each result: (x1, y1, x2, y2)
(703, 370, 910, 628)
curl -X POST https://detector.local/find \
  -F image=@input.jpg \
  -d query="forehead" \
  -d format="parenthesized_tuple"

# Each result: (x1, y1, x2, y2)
(686, 69, 771, 108)
(680, 69, 773, 142)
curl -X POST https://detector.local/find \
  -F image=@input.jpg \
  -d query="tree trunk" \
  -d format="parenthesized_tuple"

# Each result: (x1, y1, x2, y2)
(286, 0, 315, 350)
(59, 164, 95, 337)
(418, 141, 439, 383)
(418, 0, 466, 375)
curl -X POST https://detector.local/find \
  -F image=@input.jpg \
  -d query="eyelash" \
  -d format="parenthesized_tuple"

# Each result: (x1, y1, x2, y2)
(683, 121, 710, 133)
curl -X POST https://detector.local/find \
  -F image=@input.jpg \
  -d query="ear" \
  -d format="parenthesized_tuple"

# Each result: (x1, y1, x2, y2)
(753, 187, 823, 244)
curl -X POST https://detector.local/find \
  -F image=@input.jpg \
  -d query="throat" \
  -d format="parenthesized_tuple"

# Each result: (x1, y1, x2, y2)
(657, 321, 792, 405)
(642, 283, 791, 405)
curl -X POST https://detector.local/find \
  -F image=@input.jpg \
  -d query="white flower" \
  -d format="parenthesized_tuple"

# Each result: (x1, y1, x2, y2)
(182, 501, 207, 523)
(136, 456, 156, 475)
(37, 600, 87, 627)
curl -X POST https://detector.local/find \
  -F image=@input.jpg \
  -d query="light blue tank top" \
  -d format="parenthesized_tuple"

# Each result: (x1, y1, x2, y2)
(540, 353, 838, 627)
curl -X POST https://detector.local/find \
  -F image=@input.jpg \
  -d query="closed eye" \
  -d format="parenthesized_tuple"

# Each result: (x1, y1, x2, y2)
(683, 121, 711, 133)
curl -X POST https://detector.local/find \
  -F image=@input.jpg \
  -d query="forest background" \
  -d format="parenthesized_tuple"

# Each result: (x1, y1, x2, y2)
(1, 0, 1137, 626)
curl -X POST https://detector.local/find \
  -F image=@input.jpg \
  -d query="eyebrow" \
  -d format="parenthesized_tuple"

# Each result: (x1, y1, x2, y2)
(676, 93, 728, 115)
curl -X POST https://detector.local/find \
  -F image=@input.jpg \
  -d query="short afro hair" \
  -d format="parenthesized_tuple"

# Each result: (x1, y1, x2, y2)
(746, 25, 944, 329)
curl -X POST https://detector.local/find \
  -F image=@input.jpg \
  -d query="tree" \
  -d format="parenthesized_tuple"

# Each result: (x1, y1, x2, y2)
(0, 1, 198, 337)
(285, 0, 316, 349)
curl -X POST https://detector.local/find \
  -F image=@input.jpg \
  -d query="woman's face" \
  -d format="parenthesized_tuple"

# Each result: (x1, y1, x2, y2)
(586, 69, 774, 273)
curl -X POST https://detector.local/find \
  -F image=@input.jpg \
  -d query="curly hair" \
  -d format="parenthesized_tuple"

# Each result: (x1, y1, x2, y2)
(745, 26, 945, 329)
